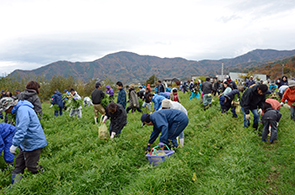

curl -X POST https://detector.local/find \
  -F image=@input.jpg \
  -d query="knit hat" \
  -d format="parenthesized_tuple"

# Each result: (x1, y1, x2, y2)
(162, 99, 172, 108)
(0, 97, 17, 112)
(289, 80, 295, 87)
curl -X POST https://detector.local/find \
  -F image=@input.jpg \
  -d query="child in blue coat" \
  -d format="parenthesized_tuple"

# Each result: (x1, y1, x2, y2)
(0, 123, 16, 164)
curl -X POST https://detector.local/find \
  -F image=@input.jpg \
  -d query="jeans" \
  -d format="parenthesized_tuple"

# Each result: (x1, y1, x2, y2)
(142, 102, 151, 111)
(54, 107, 63, 117)
(262, 120, 277, 141)
(241, 107, 259, 127)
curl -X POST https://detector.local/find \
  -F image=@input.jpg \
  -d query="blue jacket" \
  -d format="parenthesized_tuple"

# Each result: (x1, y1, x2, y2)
(158, 92, 170, 99)
(151, 95, 166, 111)
(149, 109, 189, 144)
(0, 123, 16, 162)
(52, 92, 64, 108)
(11, 100, 47, 151)
(117, 88, 127, 109)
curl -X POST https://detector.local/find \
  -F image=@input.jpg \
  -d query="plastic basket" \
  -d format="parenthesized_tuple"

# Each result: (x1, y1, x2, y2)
(145, 145, 175, 166)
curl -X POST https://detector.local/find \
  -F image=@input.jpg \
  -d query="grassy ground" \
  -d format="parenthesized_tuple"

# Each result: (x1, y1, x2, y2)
(1, 92, 295, 194)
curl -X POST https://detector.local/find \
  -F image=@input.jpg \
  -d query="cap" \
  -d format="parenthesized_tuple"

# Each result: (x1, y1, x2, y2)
(141, 113, 150, 126)
(0, 97, 17, 112)
(0, 90, 4, 93)
(162, 99, 172, 108)
(219, 96, 226, 105)
(64, 89, 67, 92)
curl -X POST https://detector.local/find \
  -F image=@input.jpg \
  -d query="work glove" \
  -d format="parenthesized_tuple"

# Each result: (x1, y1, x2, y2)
(258, 109, 262, 115)
(146, 144, 151, 152)
(277, 122, 279, 127)
(110, 132, 116, 139)
(280, 102, 284, 106)
(245, 114, 250, 120)
(102, 116, 108, 123)
(10, 145, 17, 155)
(158, 142, 165, 149)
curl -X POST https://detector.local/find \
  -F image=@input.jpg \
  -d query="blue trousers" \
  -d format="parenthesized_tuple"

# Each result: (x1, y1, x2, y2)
(189, 92, 200, 100)
(54, 107, 63, 117)
(241, 107, 259, 127)
(164, 117, 189, 147)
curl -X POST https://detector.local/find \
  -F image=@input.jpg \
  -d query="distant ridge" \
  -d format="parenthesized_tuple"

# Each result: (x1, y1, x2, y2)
(9, 49, 295, 83)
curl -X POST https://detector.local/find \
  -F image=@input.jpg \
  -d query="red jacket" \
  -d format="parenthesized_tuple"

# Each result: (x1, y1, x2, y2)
(281, 88, 295, 107)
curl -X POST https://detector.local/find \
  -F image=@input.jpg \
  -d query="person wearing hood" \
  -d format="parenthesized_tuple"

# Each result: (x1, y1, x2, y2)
(240, 84, 268, 129)
(91, 82, 105, 123)
(219, 89, 240, 118)
(170, 88, 181, 102)
(141, 109, 189, 150)
(106, 85, 114, 102)
(52, 89, 64, 117)
(0, 97, 47, 185)
(281, 80, 295, 121)
(126, 84, 142, 113)
(0, 123, 16, 165)
(18, 81, 43, 116)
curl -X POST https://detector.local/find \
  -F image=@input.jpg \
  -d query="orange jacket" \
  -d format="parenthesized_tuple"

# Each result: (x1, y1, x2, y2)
(281, 88, 295, 107)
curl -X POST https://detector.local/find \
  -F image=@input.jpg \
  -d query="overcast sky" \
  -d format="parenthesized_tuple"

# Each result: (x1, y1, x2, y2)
(0, 0, 295, 75)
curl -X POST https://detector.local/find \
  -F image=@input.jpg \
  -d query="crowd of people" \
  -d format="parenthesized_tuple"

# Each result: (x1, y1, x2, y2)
(1, 74, 295, 187)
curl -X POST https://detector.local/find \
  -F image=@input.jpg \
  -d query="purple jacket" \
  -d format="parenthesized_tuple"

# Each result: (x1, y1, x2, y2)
(106, 85, 114, 97)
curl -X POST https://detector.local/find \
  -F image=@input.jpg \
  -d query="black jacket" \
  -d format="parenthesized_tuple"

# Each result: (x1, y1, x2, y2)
(105, 103, 127, 133)
(91, 88, 105, 104)
(158, 84, 165, 93)
(261, 108, 282, 122)
(201, 81, 213, 94)
(240, 85, 266, 114)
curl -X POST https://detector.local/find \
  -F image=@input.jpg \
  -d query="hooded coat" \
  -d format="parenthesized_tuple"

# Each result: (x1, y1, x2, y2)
(52, 91, 64, 108)
(11, 100, 47, 151)
(106, 85, 114, 97)
(261, 108, 282, 122)
(18, 89, 43, 116)
(240, 85, 266, 114)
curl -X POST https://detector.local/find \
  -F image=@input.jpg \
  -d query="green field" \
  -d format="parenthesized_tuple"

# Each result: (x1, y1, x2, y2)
(1, 93, 295, 194)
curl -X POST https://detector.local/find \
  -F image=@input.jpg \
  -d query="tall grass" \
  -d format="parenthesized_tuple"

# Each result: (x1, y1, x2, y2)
(1, 92, 295, 194)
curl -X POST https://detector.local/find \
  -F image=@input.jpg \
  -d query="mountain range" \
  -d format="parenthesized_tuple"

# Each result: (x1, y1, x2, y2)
(9, 49, 295, 83)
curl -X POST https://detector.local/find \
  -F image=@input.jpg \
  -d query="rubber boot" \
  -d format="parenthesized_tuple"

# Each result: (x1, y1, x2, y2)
(11, 174, 22, 185)
(94, 117, 98, 124)
(179, 138, 184, 148)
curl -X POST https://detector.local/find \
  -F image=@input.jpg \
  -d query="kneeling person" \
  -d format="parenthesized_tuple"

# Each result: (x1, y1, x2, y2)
(141, 109, 189, 150)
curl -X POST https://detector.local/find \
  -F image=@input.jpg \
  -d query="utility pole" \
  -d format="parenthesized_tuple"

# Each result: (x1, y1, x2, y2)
(221, 63, 224, 80)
